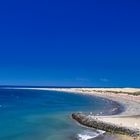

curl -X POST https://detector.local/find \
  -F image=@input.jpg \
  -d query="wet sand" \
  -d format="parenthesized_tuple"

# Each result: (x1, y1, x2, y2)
(40, 88, 140, 140)
(11, 87, 140, 140)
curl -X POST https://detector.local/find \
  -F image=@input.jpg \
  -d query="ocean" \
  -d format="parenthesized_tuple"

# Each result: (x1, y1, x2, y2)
(0, 88, 121, 140)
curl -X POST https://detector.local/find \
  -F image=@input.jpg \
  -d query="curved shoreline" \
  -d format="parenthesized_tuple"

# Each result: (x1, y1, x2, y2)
(5, 87, 140, 139)
(38, 88, 140, 116)
(33, 88, 140, 138)
(9, 87, 140, 116)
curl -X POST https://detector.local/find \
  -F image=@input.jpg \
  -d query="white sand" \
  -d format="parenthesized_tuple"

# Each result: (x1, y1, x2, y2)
(35, 88, 140, 131)
(10, 87, 140, 132)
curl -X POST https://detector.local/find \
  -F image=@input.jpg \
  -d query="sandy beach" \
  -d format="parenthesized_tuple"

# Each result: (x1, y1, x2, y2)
(12, 87, 140, 139)
(34, 88, 140, 139)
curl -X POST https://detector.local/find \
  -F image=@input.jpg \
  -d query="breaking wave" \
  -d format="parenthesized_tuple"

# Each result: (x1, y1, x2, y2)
(77, 129, 105, 140)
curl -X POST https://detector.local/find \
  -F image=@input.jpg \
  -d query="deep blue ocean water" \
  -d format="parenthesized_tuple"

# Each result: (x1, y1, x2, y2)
(0, 88, 119, 140)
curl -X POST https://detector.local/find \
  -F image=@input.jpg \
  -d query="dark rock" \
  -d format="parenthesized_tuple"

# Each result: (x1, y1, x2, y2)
(72, 113, 140, 138)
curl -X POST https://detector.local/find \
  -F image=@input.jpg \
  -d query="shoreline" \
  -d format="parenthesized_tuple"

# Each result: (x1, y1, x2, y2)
(10, 87, 140, 116)
(30, 88, 140, 139)
(6, 87, 140, 139)
(41, 88, 140, 139)
(36, 88, 140, 116)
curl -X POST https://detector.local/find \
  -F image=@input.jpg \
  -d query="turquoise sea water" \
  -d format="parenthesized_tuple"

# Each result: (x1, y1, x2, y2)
(0, 88, 120, 140)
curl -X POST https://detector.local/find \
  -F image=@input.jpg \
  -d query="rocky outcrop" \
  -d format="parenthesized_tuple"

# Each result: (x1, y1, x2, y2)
(72, 113, 140, 138)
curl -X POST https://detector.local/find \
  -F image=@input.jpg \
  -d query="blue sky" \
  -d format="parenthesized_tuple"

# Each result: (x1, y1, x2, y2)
(0, 0, 140, 87)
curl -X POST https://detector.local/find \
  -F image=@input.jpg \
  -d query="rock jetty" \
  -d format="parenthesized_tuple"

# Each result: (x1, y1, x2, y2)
(72, 113, 140, 138)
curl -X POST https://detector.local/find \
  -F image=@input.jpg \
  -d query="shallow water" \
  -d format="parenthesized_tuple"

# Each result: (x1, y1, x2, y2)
(0, 88, 120, 140)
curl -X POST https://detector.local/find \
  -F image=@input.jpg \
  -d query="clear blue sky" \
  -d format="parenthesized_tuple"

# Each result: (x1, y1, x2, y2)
(0, 0, 140, 87)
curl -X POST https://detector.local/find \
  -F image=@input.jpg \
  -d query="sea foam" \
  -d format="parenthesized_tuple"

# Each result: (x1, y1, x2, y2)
(77, 129, 105, 140)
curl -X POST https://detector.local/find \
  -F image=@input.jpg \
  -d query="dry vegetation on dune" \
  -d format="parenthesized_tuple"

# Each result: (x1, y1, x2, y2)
(73, 88, 140, 96)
